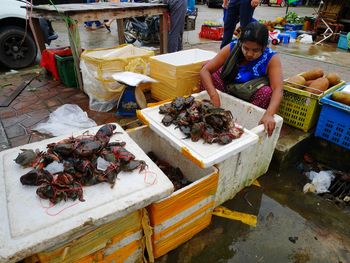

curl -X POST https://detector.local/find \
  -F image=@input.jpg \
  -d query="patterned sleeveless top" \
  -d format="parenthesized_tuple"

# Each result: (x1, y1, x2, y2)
(230, 40, 277, 84)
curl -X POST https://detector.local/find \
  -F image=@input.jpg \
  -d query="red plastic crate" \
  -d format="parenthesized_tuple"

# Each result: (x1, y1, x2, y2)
(40, 47, 72, 81)
(199, 25, 224, 41)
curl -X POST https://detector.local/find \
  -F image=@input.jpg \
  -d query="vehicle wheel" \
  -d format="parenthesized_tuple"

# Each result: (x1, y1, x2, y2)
(272, 39, 279, 45)
(207, 0, 213, 8)
(124, 20, 137, 44)
(0, 26, 37, 69)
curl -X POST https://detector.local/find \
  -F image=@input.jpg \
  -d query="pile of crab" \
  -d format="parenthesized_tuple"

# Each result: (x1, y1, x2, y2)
(147, 151, 190, 191)
(159, 96, 244, 145)
(15, 124, 146, 205)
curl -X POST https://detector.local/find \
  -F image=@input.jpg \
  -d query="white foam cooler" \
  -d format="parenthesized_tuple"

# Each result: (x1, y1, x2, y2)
(0, 123, 173, 263)
(138, 91, 283, 206)
(127, 126, 219, 258)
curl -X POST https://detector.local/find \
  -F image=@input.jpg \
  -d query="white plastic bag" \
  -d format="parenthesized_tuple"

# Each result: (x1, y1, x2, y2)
(303, 170, 334, 194)
(299, 34, 313, 44)
(33, 104, 97, 136)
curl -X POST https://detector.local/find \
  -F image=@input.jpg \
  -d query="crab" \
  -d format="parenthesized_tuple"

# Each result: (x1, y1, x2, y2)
(161, 114, 174, 127)
(190, 122, 205, 142)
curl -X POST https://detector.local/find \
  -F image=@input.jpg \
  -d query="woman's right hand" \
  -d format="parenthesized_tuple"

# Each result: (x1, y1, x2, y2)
(210, 92, 221, 107)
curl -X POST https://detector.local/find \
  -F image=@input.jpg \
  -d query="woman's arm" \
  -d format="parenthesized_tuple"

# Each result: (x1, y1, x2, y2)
(259, 54, 283, 136)
(200, 44, 231, 107)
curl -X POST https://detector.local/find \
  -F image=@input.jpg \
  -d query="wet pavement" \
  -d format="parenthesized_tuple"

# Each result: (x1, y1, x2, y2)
(1, 3, 350, 262)
(159, 165, 350, 263)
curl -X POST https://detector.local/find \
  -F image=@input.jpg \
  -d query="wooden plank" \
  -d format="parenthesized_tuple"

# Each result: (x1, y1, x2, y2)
(65, 20, 84, 90)
(30, 3, 167, 13)
(0, 78, 35, 107)
(29, 17, 46, 53)
(159, 12, 169, 54)
(116, 19, 125, 45)
(68, 8, 167, 23)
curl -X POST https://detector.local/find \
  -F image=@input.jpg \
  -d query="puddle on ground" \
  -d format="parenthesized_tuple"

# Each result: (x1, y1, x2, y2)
(158, 166, 350, 263)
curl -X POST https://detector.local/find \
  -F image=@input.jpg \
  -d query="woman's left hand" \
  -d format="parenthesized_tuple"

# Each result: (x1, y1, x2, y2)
(259, 113, 275, 137)
(251, 0, 259, 8)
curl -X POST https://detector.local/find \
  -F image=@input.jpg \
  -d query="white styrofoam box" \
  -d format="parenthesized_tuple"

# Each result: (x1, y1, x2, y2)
(150, 49, 217, 66)
(139, 94, 259, 169)
(194, 91, 283, 206)
(0, 123, 173, 263)
(128, 126, 218, 258)
(127, 126, 218, 183)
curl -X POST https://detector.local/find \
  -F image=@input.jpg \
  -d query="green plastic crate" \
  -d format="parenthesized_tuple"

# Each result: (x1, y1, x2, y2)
(278, 79, 345, 132)
(55, 54, 77, 87)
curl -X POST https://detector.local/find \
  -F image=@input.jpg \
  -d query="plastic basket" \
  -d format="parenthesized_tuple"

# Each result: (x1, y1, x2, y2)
(40, 47, 72, 81)
(315, 84, 350, 150)
(199, 25, 224, 40)
(278, 78, 345, 132)
(55, 54, 77, 88)
(284, 23, 303, 31)
(338, 33, 349, 50)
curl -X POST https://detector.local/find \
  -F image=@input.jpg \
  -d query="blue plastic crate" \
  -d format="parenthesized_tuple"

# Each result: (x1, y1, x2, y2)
(315, 84, 350, 150)
(338, 33, 349, 50)
(284, 30, 298, 39)
(278, 33, 290, 44)
(284, 23, 303, 31)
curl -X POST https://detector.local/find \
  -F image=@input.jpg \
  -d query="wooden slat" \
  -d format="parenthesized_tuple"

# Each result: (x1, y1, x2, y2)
(117, 19, 125, 45)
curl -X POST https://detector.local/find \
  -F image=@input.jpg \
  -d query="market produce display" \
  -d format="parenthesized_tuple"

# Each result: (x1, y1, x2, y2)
(14, 124, 147, 204)
(147, 151, 191, 191)
(159, 96, 244, 145)
(332, 91, 350, 106)
(285, 68, 342, 94)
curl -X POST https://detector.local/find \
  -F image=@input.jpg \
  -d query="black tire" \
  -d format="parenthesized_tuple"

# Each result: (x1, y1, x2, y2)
(207, 0, 213, 8)
(0, 26, 37, 69)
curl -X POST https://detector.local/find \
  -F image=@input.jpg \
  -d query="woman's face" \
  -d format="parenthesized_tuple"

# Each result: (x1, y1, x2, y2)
(241, 41, 263, 61)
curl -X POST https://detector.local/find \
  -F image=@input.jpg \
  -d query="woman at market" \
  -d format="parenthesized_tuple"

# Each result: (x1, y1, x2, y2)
(200, 22, 283, 136)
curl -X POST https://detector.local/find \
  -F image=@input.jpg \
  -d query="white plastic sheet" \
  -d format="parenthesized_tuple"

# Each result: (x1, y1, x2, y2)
(33, 104, 97, 136)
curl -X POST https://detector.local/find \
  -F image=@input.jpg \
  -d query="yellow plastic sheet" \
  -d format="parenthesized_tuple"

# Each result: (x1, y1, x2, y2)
(153, 212, 212, 258)
(36, 211, 143, 263)
(212, 206, 257, 227)
(148, 172, 218, 225)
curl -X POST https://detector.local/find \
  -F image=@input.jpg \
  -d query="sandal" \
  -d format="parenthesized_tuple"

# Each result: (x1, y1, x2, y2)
(104, 23, 111, 32)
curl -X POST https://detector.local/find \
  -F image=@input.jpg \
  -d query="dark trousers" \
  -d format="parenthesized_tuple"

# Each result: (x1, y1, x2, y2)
(166, 0, 187, 53)
(220, 0, 255, 49)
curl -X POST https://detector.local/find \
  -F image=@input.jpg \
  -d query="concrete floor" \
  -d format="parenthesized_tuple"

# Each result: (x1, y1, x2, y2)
(1, 3, 350, 262)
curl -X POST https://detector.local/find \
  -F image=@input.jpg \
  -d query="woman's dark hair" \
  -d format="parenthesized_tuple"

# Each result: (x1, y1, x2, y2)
(220, 22, 269, 86)
(240, 22, 269, 48)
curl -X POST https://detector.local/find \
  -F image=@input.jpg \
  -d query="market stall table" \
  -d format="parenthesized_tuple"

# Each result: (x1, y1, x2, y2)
(28, 2, 169, 89)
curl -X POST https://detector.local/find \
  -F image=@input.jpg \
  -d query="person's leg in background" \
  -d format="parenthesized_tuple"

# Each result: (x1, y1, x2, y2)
(167, 0, 187, 53)
(85, 0, 103, 29)
(239, 0, 255, 31)
(220, 0, 240, 49)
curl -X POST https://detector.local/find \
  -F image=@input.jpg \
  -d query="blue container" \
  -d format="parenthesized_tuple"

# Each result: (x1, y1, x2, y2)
(284, 23, 303, 31)
(116, 86, 139, 117)
(187, 0, 195, 12)
(338, 33, 349, 50)
(315, 84, 350, 150)
(278, 33, 290, 44)
(284, 30, 297, 39)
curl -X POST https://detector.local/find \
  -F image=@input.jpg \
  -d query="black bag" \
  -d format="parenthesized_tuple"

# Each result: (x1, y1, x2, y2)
(225, 77, 270, 101)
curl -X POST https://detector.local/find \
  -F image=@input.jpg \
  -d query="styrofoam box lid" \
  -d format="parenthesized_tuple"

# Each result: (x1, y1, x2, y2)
(139, 92, 259, 168)
(0, 123, 173, 263)
(150, 49, 217, 66)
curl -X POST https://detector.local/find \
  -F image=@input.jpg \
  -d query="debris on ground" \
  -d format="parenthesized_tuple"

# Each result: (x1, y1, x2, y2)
(33, 104, 97, 136)
(300, 153, 350, 206)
